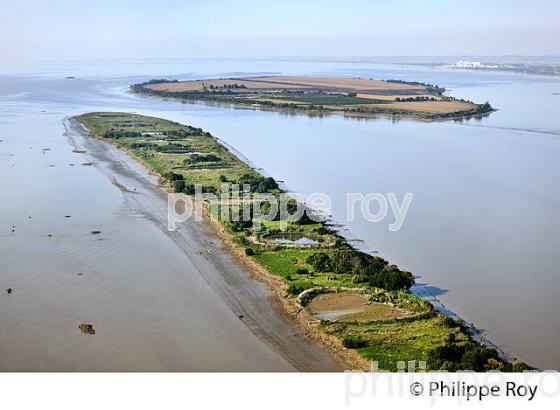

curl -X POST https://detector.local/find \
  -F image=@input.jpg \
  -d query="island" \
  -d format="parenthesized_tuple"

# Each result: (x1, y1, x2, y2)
(131, 76, 494, 120)
(74, 112, 529, 371)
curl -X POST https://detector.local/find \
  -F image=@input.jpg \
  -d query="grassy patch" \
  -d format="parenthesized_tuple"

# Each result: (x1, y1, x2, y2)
(275, 95, 385, 105)
(322, 314, 468, 371)
(75, 112, 257, 191)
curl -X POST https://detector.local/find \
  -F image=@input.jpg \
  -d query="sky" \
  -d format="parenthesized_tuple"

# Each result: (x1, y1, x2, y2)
(1, 0, 559, 61)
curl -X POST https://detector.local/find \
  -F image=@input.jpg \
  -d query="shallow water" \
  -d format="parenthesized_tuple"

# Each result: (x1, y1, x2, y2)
(0, 74, 340, 371)
(1, 58, 560, 369)
(270, 235, 319, 245)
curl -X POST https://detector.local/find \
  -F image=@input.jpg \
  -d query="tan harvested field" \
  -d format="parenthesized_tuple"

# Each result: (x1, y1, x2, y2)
(138, 75, 491, 119)
(307, 292, 369, 312)
(339, 303, 411, 323)
(243, 76, 425, 92)
(356, 93, 442, 101)
(375, 100, 477, 114)
(146, 79, 304, 92)
(306, 292, 412, 323)
(146, 76, 426, 93)
(256, 97, 476, 114)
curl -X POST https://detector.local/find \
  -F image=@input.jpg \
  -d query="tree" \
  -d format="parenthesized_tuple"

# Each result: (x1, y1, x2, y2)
(306, 252, 331, 272)
(172, 179, 185, 193)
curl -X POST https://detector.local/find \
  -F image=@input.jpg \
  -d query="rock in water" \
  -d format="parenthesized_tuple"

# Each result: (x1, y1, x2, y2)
(79, 323, 95, 335)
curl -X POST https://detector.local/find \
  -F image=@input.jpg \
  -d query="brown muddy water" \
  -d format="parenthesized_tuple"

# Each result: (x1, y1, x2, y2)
(2, 58, 560, 370)
(0, 105, 340, 371)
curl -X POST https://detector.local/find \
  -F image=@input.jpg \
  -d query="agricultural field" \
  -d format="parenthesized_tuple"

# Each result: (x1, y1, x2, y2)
(134, 76, 494, 119)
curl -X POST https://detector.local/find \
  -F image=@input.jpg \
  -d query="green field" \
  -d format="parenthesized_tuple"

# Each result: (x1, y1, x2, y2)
(76, 112, 261, 192)
(274, 94, 385, 105)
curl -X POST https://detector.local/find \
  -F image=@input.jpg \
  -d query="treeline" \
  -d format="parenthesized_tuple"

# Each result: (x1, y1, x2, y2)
(162, 129, 203, 138)
(395, 96, 437, 102)
(104, 130, 142, 138)
(142, 78, 178, 85)
(306, 250, 414, 291)
(425, 101, 494, 119)
(208, 83, 247, 90)
(385, 79, 446, 95)
(131, 83, 241, 101)
(164, 171, 203, 195)
(427, 333, 534, 372)
(185, 153, 221, 164)
(129, 142, 192, 153)
(163, 171, 278, 197)
(237, 173, 279, 193)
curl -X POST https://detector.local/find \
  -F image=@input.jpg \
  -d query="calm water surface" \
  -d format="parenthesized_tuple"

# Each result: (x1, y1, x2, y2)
(1, 58, 559, 369)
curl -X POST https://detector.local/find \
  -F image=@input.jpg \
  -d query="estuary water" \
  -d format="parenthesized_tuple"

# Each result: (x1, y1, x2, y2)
(1, 58, 559, 369)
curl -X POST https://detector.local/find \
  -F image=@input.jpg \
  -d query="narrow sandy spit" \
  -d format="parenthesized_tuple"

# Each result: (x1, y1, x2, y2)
(65, 118, 344, 371)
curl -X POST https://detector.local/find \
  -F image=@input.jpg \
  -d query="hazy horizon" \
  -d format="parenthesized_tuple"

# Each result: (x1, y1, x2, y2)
(2, 0, 559, 62)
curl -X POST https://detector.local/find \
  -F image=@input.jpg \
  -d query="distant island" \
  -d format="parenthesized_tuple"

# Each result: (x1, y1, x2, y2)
(131, 76, 494, 120)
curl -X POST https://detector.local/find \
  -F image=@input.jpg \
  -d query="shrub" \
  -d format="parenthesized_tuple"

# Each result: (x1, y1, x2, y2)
(352, 274, 368, 284)
(341, 335, 368, 349)
(287, 280, 314, 296)
(244, 247, 254, 256)
(166, 171, 184, 181)
(314, 226, 330, 235)
(295, 268, 309, 275)
(172, 179, 185, 193)
(185, 153, 221, 164)
(238, 173, 278, 193)
(306, 252, 331, 272)
(427, 340, 503, 371)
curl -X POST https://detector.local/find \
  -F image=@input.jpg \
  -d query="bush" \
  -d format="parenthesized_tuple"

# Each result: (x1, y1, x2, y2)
(230, 219, 252, 231)
(427, 340, 503, 371)
(185, 153, 221, 164)
(305, 250, 414, 291)
(238, 173, 278, 193)
(352, 274, 368, 284)
(171, 179, 185, 193)
(314, 226, 330, 235)
(306, 252, 331, 272)
(287, 280, 314, 296)
(244, 247, 254, 256)
(166, 171, 184, 181)
(295, 268, 309, 275)
(368, 264, 414, 291)
(342, 335, 368, 349)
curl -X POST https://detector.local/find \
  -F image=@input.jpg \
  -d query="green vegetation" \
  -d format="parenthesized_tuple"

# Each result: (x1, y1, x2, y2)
(274, 94, 384, 105)
(427, 333, 535, 372)
(76, 112, 258, 193)
(385, 79, 446, 95)
(75, 112, 525, 371)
